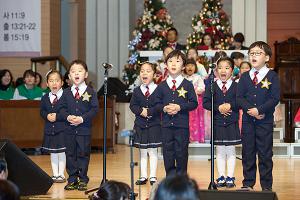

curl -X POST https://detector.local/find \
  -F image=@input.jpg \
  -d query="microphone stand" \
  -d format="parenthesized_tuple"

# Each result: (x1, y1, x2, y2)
(129, 131, 138, 200)
(85, 66, 110, 195)
(208, 65, 217, 190)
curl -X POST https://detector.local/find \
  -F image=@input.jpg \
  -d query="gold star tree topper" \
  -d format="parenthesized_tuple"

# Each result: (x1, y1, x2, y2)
(177, 87, 188, 98)
(261, 78, 272, 89)
(82, 92, 91, 101)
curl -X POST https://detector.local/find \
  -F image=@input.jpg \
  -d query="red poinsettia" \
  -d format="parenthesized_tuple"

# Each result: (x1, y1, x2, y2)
(156, 8, 167, 20)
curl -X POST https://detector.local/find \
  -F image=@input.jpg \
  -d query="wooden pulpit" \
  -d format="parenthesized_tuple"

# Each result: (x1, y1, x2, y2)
(274, 37, 300, 142)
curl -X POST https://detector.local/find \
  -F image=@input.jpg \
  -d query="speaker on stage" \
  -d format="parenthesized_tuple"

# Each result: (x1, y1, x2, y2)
(0, 139, 53, 196)
(199, 190, 278, 200)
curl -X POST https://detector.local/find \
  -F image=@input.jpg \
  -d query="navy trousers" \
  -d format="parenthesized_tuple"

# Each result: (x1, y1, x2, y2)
(65, 134, 91, 183)
(162, 127, 189, 176)
(242, 121, 273, 189)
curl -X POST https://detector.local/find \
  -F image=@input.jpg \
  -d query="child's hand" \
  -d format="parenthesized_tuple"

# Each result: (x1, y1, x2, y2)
(223, 103, 231, 112)
(247, 108, 259, 117)
(255, 114, 265, 120)
(169, 103, 181, 112)
(70, 116, 83, 126)
(140, 107, 148, 118)
(218, 104, 226, 113)
(47, 113, 56, 122)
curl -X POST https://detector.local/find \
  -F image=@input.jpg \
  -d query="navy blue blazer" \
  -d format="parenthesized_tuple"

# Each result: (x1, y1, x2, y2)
(155, 79, 198, 128)
(62, 86, 99, 135)
(40, 93, 66, 135)
(237, 70, 280, 123)
(203, 82, 239, 126)
(130, 87, 160, 128)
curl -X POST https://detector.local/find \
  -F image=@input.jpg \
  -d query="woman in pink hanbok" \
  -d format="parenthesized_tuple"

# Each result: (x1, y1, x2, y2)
(184, 59, 206, 143)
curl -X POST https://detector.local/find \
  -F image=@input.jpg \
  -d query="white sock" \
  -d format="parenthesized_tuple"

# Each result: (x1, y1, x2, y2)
(58, 152, 66, 178)
(226, 146, 236, 178)
(148, 148, 158, 178)
(50, 153, 59, 177)
(140, 149, 148, 178)
(216, 146, 226, 178)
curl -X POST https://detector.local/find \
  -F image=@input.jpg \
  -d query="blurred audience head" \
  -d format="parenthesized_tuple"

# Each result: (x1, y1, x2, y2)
(0, 180, 20, 200)
(91, 180, 130, 200)
(154, 175, 200, 200)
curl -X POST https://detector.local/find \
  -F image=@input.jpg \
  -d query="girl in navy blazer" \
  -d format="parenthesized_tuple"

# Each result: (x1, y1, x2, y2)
(130, 62, 161, 185)
(40, 70, 66, 183)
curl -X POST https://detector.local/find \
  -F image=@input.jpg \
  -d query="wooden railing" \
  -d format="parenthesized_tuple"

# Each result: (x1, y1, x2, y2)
(0, 96, 116, 151)
(30, 55, 70, 72)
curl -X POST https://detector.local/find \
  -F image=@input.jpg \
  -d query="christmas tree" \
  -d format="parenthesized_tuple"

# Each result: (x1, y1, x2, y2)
(123, 0, 173, 86)
(187, 0, 232, 50)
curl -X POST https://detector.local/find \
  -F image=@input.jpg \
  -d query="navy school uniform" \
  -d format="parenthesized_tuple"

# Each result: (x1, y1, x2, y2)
(203, 79, 241, 146)
(40, 89, 66, 153)
(237, 66, 280, 190)
(62, 83, 99, 184)
(129, 82, 162, 149)
(155, 75, 198, 176)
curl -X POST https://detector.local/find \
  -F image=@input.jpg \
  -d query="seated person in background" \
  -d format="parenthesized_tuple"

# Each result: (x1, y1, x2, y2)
(187, 48, 208, 79)
(36, 72, 49, 93)
(13, 69, 44, 100)
(90, 180, 130, 200)
(197, 33, 215, 50)
(154, 175, 200, 200)
(229, 32, 248, 50)
(230, 52, 245, 79)
(164, 27, 186, 50)
(155, 46, 173, 84)
(63, 72, 72, 89)
(0, 69, 15, 100)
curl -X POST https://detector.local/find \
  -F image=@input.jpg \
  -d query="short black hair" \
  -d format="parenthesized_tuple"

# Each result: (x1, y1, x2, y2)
(92, 180, 130, 200)
(46, 70, 63, 82)
(154, 175, 200, 200)
(167, 27, 178, 36)
(0, 159, 7, 173)
(22, 69, 35, 80)
(233, 32, 245, 43)
(139, 61, 157, 74)
(230, 52, 245, 60)
(217, 57, 235, 70)
(69, 59, 88, 72)
(248, 41, 272, 58)
(165, 49, 186, 66)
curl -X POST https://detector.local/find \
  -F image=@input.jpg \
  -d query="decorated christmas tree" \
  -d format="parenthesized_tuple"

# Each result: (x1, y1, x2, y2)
(187, 0, 232, 50)
(123, 0, 173, 86)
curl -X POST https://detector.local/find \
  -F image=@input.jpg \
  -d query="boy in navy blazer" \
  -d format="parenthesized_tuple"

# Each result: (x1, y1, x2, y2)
(237, 41, 280, 191)
(156, 50, 198, 176)
(63, 60, 99, 191)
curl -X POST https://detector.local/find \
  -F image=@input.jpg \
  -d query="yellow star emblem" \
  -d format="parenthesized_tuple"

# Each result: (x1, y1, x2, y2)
(82, 92, 91, 102)
(261, 78, 272, 89)
(177, 87, 188, 98)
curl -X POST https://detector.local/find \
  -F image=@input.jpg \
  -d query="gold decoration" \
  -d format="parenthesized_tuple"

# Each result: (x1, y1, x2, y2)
(177, 87, 188, 98)
(261, 78, 272, 89)
(82, 92, 91, 102)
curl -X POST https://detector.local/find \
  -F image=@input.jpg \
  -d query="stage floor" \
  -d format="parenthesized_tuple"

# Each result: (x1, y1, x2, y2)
(26, 145, 299, 200)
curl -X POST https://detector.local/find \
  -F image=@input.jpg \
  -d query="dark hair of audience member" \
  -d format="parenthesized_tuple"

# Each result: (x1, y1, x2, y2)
(35, 72, 42, 87)
(154, 175, 200, 200)
(0, 180, 20, 200)
(15, 77, 24, 88)
(0, 69, 14, 90)
(91, 180, 130, 200)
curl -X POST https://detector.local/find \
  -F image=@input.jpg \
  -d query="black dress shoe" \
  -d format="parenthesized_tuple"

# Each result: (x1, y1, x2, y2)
(149, 177, 157, 185)
(135, 177, 148, 185)
(262, 187, 272, 191)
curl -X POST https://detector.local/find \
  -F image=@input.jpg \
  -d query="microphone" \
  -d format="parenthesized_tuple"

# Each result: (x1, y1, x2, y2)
(120, 129, 136, 137)
(102, 63, 113, 69)
(209, 63, 217, 69)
